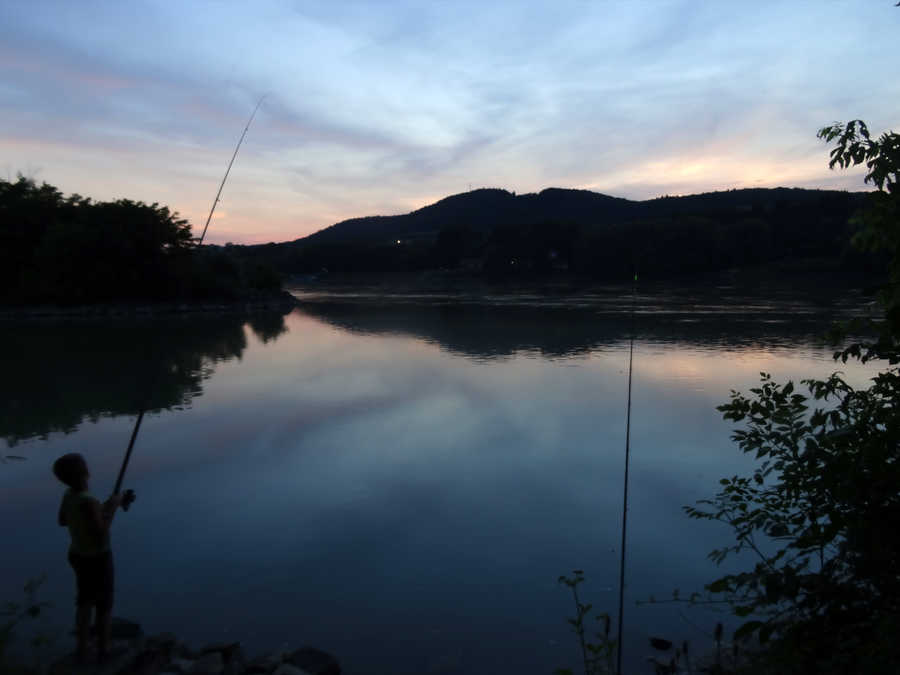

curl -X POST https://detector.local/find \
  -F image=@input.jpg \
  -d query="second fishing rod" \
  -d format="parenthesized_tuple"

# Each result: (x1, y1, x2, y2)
(616, 269, 638, 675)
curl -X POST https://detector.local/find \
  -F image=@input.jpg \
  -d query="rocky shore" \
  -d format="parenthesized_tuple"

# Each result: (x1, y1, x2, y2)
(48, 619, 340, 675)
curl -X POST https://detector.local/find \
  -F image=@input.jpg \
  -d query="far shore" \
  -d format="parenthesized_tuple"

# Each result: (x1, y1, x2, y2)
(0, 291, 299, 321)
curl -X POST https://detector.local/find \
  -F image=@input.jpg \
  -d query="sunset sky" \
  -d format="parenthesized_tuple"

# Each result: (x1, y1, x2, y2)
(2, 1, 898, 244)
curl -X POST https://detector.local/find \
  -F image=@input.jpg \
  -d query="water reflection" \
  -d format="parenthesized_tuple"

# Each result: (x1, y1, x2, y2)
(0, 292, 878, 674)
(0, 311, 290, 446)
(293, 286, 866, 360)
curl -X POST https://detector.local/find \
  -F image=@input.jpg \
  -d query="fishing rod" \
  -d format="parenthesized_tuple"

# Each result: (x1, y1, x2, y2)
(107, 99, 266, 505)
(616, 270, 637, 675)
(111, 410, 142, 511)
(110, 98, 266, 505)
(196, 95, 266, 247)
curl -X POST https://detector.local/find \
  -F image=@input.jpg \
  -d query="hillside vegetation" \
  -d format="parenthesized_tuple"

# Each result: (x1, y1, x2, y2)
(1, 177, 878, 306)
(0, 177, 281, 306)
(236, 186, 875, 282)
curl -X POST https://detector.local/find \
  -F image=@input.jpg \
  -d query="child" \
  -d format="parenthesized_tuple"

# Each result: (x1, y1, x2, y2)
(53, 453, 122, 665)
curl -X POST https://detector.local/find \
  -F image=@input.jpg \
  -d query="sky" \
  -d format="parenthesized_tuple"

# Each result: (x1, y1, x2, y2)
(2, 1, 898, 245)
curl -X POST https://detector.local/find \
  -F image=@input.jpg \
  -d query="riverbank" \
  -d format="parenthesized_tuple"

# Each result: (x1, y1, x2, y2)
(0, 291, 299, 321)
(46, 619, 340, 675)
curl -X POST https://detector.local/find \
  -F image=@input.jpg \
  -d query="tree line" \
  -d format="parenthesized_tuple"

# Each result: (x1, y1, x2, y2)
(235, 187, 876, 282)
(0, 177, 280, 306)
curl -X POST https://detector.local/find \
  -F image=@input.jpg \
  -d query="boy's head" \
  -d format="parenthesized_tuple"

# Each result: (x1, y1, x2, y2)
(53, 453, 89, 489)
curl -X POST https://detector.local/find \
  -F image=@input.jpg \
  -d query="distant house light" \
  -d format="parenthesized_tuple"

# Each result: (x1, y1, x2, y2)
(396, 239, 402, 244)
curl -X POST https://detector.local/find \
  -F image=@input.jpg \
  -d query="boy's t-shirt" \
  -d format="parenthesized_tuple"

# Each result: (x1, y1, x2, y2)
(60, 489, 110, 556)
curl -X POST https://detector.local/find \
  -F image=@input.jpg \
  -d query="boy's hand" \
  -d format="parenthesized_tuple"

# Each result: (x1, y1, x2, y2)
(105, 494, 123, 509)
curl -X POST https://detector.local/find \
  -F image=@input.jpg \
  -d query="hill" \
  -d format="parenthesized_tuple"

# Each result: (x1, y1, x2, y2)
(303, 188, 637, 245)
(234, 186, 876, 282)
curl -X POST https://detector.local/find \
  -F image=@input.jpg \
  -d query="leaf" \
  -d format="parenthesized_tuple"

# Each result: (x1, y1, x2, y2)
(733, 620, 763, 641)
(649, 637, 673, 651)
(707, 578, 729, 593)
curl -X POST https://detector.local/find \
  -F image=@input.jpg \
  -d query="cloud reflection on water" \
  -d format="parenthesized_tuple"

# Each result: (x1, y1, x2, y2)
(0, 292, 879, 674)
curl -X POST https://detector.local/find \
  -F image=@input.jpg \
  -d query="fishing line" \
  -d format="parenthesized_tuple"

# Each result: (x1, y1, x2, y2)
(197, 95, 266, 247)
(616, 270, 637, 675)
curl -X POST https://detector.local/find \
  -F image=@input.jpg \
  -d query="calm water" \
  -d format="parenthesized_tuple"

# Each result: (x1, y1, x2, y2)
(0, 286, 877, 673)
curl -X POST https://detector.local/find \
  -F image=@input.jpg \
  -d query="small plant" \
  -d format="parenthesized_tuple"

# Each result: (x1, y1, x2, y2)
(555, 570, 617, 675)
(0, 575, 54, 674)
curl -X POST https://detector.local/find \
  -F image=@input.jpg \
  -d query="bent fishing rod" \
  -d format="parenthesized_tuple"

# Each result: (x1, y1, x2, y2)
(196, 95, 266, 247)
(616, 270, 637, 675)
(111, 97, 267, 506)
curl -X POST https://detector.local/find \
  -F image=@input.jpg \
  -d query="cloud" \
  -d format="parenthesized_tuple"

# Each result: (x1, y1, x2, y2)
(1, 0, 898, 243)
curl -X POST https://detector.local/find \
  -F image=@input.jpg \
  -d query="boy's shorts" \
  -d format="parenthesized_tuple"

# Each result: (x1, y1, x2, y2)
(68, 550, 114, 611)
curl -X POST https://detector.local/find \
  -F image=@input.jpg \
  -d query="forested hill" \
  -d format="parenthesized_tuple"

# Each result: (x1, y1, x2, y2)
(238, 186, 875, 282)
(303, 188, 637, 245)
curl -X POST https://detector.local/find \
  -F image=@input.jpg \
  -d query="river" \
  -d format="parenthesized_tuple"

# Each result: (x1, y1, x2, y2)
(0, 284, 878, 673)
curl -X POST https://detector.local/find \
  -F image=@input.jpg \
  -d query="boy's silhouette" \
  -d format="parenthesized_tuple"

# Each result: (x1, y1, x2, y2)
(53, 453, 122, 665)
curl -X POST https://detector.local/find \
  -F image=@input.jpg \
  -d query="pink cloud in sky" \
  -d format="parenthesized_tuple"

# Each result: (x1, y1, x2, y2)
(1, 1, 897, 244)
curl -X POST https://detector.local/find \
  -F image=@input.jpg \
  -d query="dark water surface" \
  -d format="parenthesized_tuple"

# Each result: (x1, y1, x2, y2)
(0, 286, 877, 673)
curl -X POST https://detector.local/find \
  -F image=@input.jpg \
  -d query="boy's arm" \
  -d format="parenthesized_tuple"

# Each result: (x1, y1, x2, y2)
(101, 495, 122, 526)
(58, 501, 67, 527)
(81, 495, 122, 538)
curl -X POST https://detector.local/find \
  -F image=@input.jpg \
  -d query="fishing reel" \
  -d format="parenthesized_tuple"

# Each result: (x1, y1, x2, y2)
(121, 489, 137, 512)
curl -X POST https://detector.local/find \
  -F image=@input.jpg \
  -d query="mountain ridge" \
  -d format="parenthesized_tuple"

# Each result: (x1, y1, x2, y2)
(236, 185, 875, 282)
(284, 185, 867, 247)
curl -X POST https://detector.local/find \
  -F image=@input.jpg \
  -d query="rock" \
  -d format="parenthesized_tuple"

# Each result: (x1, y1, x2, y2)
(286, 647, 340, 675)
(245, 650, 286, 673)
(147, 632, 179, 649)
(200, 641, 244, 665)
(49, 653, 96, 675)
(227, 646, 246, 671)
(168, 657, 195, 674)
(273, 665, 313, 675)
(124, 646, 171, 675)
(176, 643, 201, 660)
(200, 642, 235, 654)
(110, 617, 144, 640)
(190, 651, 224, 674)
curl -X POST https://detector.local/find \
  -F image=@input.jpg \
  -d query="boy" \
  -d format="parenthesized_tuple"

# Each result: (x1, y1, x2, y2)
(53, 453, 122, 665)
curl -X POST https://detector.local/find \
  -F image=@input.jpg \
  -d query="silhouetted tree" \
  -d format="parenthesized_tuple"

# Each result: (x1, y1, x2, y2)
(0, 177, 283, 305)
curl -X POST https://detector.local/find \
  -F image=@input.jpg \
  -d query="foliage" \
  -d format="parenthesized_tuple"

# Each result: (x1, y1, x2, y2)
(818, 120, 899, 194)
(687, 372, 900, 672)
(240, 187, 874, 283)
(684, 120, 900, 672)
(0, 576, 55, 674)
(0, 177, 283, 305)
(818, 121, 900, 361)
(555, 571, 617, 675)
